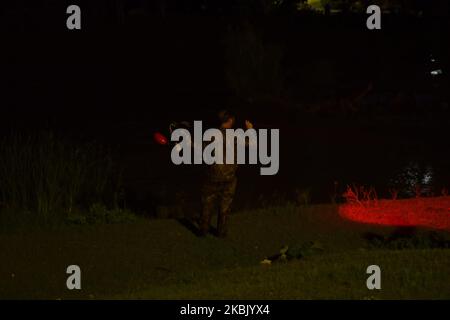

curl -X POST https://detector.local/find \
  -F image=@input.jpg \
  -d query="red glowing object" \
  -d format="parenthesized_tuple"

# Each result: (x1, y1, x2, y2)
(153, 132, 168, 145)
(339, 196, 450, 231)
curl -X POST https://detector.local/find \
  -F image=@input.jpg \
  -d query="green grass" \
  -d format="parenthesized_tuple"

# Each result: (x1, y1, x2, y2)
(127, 250, 450, 300)
(0, 204, 449, 299)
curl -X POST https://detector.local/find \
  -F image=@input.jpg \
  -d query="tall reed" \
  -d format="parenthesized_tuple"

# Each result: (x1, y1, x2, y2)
(0, 132, 121, 226)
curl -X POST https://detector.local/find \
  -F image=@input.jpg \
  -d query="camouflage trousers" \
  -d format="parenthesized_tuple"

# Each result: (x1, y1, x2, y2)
(200, 178, 237, 237)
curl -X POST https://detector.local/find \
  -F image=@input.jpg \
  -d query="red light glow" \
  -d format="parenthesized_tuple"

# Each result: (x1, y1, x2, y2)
(339, 196, 450, 231)
(153, 132, 169, 145)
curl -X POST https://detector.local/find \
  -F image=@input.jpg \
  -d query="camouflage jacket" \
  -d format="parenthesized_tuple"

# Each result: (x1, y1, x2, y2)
(204, 128, 238, 183)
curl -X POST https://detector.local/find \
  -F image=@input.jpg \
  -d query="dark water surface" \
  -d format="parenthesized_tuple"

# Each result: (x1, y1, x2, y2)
(101, 112, 450, 215)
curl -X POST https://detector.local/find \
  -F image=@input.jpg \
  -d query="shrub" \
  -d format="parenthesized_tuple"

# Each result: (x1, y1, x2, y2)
(364, 229, 450, 250)
(67, 203, 137, 225)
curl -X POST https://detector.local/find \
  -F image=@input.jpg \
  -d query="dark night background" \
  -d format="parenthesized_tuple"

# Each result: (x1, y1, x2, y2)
(1, 0, 449, 214)
(1, 0, 450, 300)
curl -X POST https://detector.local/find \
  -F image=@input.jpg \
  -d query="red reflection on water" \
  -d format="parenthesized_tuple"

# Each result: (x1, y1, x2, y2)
(339, 196, 450, 231)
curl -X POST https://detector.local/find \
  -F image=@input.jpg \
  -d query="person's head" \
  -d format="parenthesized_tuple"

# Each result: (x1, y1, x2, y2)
(218, 110, 235, 129)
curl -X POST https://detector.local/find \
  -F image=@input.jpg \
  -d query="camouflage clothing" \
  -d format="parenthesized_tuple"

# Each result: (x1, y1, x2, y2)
(205, 160, 238, 183)
(200, 177, 237, 237)
(200, 128, 239, 237)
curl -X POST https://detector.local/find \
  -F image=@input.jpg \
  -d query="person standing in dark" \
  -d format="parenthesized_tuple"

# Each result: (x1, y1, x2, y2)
(199, 110, 253, 238)
(324, 2, 331, 16)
